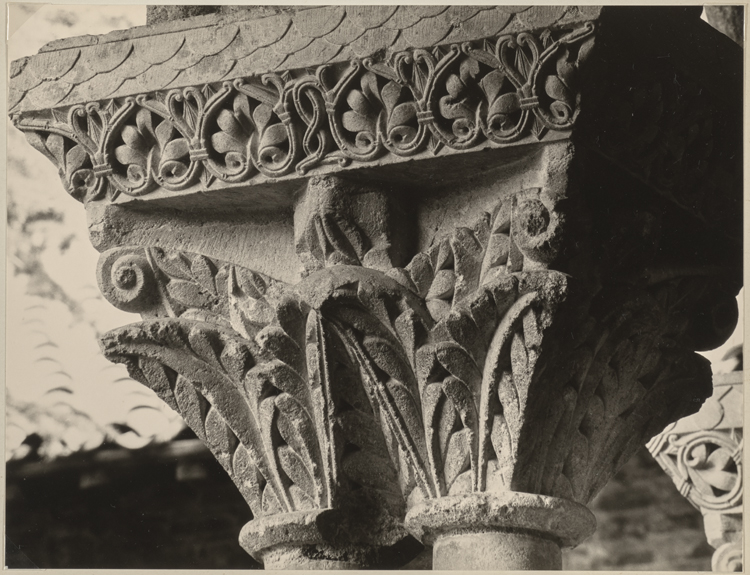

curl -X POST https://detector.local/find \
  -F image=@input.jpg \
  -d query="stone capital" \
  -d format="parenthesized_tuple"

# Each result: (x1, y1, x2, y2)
(648, 371, 744, 572)
(10, 5, 743, 570)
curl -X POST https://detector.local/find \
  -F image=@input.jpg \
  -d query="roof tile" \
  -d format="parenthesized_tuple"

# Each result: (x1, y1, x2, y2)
(23, 81, 74, 110)
(401, 13, 454, 48)
(321, 15, 367, 47)
(176, 53, 238, 87)
(8, 86, 26, 113)
(60, 61, 99, 85)
(291, 6, 346, 39)
(198, 23, 241, 57)
(11, 65, 43, 93)
(10, 57, 29, 79)
(443, 9, 513, 45)
(517, 6, 569, 30)
(271, 26, 314, 57)
(281, 38, 343, 71)
(222, 16, 292, 61)
(28, 49, 80, 82)
(58, 73, 126, 108)
(88, 41, 133, 74)
(345, 6, 398, 31)
(110, 49, 154, 81)
(161, 41, 208, 72)
(131, 34, 185, 66)
(110, 62, 180, 98)
(349, 27, 401, 59)
(446, 6, 483, 25)
(229, 46, 288, 80)
(385, 5, 451, 32)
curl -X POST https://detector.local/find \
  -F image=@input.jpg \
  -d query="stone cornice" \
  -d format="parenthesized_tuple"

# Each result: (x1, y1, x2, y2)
(9, 6, 742, 243)
(10, 17, 595, 206)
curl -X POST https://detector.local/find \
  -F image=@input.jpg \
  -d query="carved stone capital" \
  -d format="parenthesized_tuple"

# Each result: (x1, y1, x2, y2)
(648, 371, 744, 572)
(11, 5, 743, 570)
(95, 172, 739, 567)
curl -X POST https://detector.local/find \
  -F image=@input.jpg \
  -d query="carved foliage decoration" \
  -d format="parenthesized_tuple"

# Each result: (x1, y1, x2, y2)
(98, 186, 712, 526)
(13, 25, 594, 203)
(515, 281, 716, 505)
(647, 373, 743, 572)
(98, 245, 407, 531)
(647, 376, 743, 513)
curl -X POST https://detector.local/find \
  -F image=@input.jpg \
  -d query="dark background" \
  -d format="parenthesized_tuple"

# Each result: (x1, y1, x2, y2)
(6, 439, 712, 570)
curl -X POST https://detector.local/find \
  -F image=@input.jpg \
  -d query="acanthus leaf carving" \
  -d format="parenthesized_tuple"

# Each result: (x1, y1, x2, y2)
(96, 177, 727, 518)
(92, 166, 736, 565)
(98, 245, 411, 555)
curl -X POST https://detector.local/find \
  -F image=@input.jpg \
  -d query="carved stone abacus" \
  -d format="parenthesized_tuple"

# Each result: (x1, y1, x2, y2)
(10, 6, 742, 570)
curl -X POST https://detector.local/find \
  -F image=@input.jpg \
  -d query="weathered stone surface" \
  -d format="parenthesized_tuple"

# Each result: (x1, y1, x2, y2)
(294, 176, 410, 275)
(405, 491, 596, 548)
(10, 7, 740, 243)
(10, 6, 597, 113)
(9, 5, 743, 570)
(648, 371, 744, 572)
(435, 531, 561, 571)
(9, 19, 594, 206)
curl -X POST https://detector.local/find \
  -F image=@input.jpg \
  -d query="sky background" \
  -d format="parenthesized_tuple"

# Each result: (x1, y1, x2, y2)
(6, 5, 186, 460)
(5, 4, 744, 461)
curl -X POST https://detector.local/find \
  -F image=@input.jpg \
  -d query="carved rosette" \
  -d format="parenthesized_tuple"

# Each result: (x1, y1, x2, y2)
(11, 25, 593, 204)
(648, 372, 743, 572)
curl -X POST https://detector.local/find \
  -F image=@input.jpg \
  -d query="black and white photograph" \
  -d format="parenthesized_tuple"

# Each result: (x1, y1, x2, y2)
(5, 3, 745, 570)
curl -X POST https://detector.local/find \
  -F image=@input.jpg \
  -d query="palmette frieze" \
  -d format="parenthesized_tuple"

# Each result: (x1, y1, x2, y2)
(11, 25, 593, 203)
